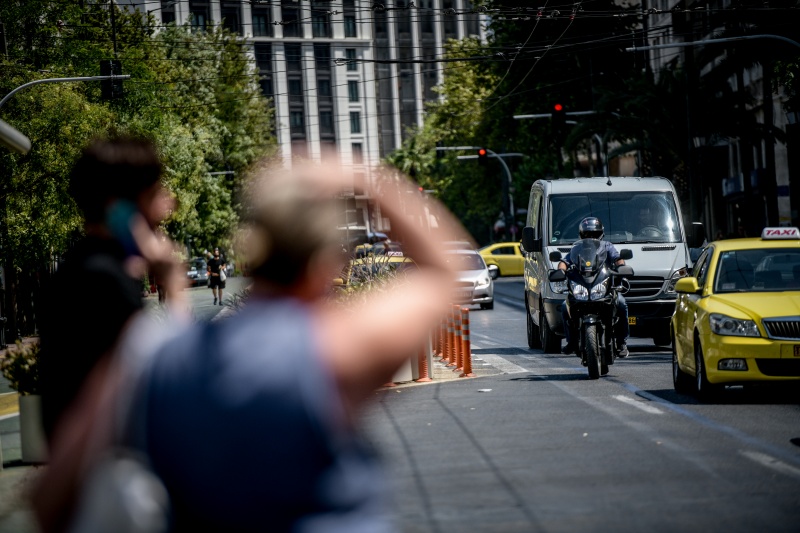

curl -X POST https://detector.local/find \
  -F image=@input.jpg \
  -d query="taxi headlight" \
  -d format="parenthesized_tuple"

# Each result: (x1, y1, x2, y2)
(666, 267, 690, 294)
(709, 313, 760, 337)
(590, 279, 609, 300)
(570, 281, 589, 301)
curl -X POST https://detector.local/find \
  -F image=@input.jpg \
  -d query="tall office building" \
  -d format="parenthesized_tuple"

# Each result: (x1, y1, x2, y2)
(136, 0, 485, 235)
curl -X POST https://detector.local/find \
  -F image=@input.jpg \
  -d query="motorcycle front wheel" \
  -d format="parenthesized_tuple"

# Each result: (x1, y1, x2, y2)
(583, 323, 601, 380)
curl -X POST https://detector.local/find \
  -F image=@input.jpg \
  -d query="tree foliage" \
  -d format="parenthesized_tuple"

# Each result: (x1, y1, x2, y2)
(0, 0, 276, 335)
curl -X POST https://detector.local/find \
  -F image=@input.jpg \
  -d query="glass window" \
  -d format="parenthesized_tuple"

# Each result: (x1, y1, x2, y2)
(345, 49, 358, 71)
(445, 252, 486, 271)
(254, 43, 272, 71)
(350, 111, 361, 134)
(290, 111, 305, 134)
(348, 80, 359, 102)
(252, 10, 271, 37)
(221, 4, 240, 35)
(548, 192, 682, 245)
(317, 79, 331, 97)
(352, 143, 363, 164)
(281, 0, 300, 37)
(715, 248, 800, 292)
(344, 16, 357, 37)
(492, 246, 515, 256)
(319, 111, 334, 135)
(314, 44, 331, 71)
(285, 44, 302, 71)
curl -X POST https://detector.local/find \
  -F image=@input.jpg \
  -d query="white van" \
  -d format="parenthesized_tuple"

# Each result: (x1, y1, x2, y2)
(520, 177, 705, 352)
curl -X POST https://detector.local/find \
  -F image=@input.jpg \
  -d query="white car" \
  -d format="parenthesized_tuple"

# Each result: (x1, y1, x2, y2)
(445, 250, 495, 310)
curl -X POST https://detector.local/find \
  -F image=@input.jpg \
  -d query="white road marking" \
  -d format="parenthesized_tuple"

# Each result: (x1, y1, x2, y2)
(0, 413, 19, 421)
(612, 394, 664, 415)
(475, 353, 528, 374)
(740, 450, 800, 479)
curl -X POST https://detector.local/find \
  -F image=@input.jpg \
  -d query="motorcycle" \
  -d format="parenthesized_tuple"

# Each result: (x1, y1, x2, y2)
(548, 240, 634, 379)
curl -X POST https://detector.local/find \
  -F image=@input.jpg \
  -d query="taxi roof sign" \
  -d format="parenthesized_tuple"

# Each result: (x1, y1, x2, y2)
(761, 227, 800, 239)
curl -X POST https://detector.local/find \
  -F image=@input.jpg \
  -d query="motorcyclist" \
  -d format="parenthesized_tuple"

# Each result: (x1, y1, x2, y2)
(558, 217, 630, 358)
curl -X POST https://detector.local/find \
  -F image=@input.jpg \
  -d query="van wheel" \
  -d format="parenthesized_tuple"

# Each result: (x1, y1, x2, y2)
(653, 332, 672, 347)
(672, 332, 693, 394)
(526, 294, 541, 349)
(540, 305, 561, 353)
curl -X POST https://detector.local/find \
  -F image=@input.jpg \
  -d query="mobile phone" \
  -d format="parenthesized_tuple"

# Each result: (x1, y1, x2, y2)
(106, 200, 140, 257)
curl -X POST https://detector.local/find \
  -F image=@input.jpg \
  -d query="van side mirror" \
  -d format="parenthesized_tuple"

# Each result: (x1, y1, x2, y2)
(548, 269, 566, 282)
(521, 226, 541, 253)
(549, 251, 562, 262)
(619, 249, 633, 260)
(689, 222, 706, 249)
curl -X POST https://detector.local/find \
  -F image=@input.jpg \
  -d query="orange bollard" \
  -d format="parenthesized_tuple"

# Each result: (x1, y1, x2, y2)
(449, 304, 461, 368)
(416, 343, 432, 382)
(445, 310, 454, 364)
(446, 306, 457, 367)
(460, 307, 475, 377)
(453, 304, 463, 371)
(439, 318, 446, 359)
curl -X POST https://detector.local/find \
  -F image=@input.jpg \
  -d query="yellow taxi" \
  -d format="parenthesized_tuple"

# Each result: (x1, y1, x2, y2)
(672, 227, 800, 398)
(479, 241, 524, 277)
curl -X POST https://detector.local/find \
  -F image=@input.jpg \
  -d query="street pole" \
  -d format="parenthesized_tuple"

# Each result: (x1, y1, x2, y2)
(0, 75, 131, 110)
(440, 146, 521, 240)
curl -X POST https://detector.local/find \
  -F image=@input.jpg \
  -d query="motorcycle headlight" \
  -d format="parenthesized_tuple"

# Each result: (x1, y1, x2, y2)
(590, 278, 609, 300)
(549, 280, 568, 294)
(570, 280, 589, 301)
(709, 313, 760, 337)
(666, 267, 690, 294)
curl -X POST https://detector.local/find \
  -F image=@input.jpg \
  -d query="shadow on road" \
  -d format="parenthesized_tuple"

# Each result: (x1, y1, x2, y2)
(507, 373, 589, 382)
(643, 385, 800, 406)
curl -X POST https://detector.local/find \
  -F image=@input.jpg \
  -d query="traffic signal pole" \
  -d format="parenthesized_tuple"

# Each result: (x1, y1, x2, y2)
(437, 146, 520, 239)
(0, 75, 131, 111)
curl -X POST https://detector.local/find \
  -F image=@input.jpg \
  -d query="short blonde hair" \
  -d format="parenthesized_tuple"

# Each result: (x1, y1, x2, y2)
(240, 165, 345, 286)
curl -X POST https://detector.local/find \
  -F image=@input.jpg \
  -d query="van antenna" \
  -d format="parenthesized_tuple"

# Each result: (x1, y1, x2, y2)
(606, 176, 612, 186)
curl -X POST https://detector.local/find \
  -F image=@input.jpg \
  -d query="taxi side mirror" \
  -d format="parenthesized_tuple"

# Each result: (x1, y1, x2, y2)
(674, 277, 700, 294)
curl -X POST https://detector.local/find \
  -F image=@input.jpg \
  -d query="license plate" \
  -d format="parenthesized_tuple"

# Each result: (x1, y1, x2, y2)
(794, 345, 800, 357)
(455, 291, 472, 301)
(628, 316, 637, 325)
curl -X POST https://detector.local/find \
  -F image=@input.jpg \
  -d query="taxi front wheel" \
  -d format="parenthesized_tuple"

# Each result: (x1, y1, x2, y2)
(694, 340, 721, 401)
(672, 333, 693, 394)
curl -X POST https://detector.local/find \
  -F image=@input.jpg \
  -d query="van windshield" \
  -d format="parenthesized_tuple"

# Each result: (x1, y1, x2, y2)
(549, 192, 681, 245)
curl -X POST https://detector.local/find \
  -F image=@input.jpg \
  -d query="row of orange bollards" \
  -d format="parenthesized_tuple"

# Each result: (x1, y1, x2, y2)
(431, 304, 475, 378)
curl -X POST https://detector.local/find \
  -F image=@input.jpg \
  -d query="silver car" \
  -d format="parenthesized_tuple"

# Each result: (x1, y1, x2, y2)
(445, 250, 495, 310)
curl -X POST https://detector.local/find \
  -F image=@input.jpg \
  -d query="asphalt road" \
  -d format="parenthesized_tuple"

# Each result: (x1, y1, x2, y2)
(365, 277, 800, 533)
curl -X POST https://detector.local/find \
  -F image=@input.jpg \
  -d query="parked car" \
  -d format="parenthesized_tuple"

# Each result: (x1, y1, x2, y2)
(186, 257, 209, 287)
(445, 249, 495, 310)
(672, 227, 800, 399)
(479, 241, 524, 277)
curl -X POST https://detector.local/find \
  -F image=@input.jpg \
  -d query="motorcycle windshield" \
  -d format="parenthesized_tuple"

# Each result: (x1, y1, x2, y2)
(570, 239, 607, 275)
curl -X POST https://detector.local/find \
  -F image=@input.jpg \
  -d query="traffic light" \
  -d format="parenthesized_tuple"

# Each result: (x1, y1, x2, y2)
(551, 103, 566, 138)
(477, 147, 488, 166)
(100, 59, 124, 100)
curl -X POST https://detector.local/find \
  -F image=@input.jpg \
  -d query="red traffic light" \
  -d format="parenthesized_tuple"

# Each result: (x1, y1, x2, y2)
(553, 103, 563, 112)
(478, 148, 487, 157)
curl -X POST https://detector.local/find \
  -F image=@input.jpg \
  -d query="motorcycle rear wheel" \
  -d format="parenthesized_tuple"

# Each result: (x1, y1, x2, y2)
(584, 323, 601, 380)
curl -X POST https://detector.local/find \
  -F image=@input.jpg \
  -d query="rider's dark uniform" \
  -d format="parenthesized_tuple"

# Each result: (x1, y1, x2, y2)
(560, 239, 630, 352)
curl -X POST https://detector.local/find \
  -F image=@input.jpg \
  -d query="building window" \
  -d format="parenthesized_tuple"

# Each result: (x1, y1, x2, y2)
(281, 0, 300, 37)
(254, 43, 272, 72)
(221, 2, 241, 35)
(350, 111, 361, 134)
(344, 16, 357, 37)
(317, 79, 331, 98)
(252, 9, 271, 37)
(352, 143, 363, 164)
(348, 80, 359, 102)
(285, 43, 302, 72)
(311, 0, 332, 38)
(161, 0, 176, 24)
(288, 79, 303, 103)
(314, 43, 331, 71)
(345, 49, 358, 72)
(320, 111, 334, 136)
(290, 111, 305, 134)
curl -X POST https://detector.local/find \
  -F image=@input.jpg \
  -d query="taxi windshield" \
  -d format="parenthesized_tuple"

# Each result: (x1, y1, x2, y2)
(715, 248, 800, 292)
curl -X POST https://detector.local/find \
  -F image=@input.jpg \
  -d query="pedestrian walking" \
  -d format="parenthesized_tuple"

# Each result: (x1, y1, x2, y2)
(207, 248, 227, 305)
